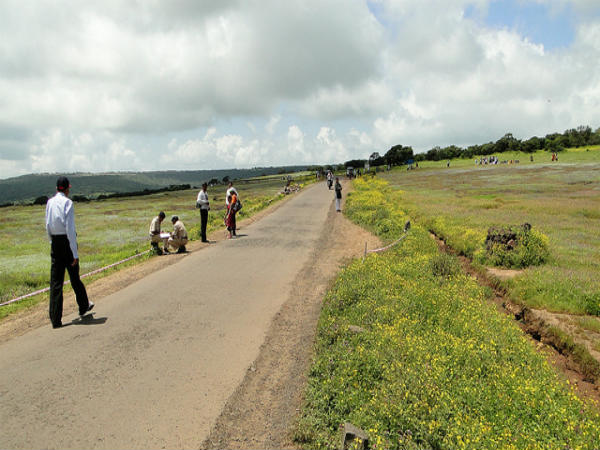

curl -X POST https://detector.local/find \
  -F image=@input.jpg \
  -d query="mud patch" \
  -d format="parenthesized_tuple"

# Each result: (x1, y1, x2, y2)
(486, 267, 524, 280)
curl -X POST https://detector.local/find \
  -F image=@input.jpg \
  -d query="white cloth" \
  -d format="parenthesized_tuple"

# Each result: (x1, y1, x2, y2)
(196, 190, 210, 210)
(225, 186, 238, 206)
(45, 192, 79, 259)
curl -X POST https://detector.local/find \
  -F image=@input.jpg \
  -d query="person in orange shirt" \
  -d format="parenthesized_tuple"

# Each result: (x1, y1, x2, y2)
(225, 192, 238, 239)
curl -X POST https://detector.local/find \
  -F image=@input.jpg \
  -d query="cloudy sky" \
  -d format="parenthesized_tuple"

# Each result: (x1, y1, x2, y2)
(1, 0, 599, 179)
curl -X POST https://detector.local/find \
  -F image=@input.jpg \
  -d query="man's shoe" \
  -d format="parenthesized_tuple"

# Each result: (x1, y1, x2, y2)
(52, 323, 62, 329)
(176, 246, 186, 254)
(163, 247, 170, 254)
(80, 301, 94, 317)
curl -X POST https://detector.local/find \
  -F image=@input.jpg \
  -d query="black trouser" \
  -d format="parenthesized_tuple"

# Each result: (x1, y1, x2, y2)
(200, 209, 208, 241)
(49, 235, 89, 326)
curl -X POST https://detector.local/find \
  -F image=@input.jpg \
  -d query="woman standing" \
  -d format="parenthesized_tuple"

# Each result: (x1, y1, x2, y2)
(334, 177, 342, 212)
(225, 192, 238, 238)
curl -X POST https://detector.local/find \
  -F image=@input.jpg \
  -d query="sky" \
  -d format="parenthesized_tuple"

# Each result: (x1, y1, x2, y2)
(1, 0, 599, 179)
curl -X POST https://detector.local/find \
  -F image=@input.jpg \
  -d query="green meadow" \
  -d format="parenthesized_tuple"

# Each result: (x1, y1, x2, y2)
(0, 174, 307, 319)
(296, 176, 600, 450)
(382, 147, 600, 315)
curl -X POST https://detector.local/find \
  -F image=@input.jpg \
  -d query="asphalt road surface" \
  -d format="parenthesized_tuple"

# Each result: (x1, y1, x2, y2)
(0, 183, 335, 449)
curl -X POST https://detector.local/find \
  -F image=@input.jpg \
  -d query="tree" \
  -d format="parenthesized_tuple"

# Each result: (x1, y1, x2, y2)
(521, 136, 544, 153)
(344, 159, 367, 168)
(384, 145, 414, 165)
(494, 133, 521, 154)
(222, 175, 230, 183)
(33, 195, 48, 205)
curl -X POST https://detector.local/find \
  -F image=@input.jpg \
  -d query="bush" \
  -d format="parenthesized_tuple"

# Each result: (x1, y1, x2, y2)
(430, 253, 460, 278)
(584, 293, 600, 316)
(477, 228, 550, 269)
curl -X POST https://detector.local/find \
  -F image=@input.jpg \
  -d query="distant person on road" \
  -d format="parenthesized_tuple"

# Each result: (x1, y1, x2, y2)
(45, 176, 94, 329)
(326, 170, 332, 189)
(196, 183, 210, 243)
(334, 177, 342, 212)
(225, 182, 239, 236)
(167, 216, 188, 253)
(149, 211, 168, 255)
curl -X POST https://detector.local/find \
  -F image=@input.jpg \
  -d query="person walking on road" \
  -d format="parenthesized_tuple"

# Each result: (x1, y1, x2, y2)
(167, 216, 188, 253)
(45, 176, 94, 329)
(149, 211, 168, 254)
(196, 183, 210, 242)
(334, 177, 342, 212)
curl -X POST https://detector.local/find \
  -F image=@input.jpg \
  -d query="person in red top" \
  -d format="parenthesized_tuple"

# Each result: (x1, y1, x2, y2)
(225, 192, 238, 239)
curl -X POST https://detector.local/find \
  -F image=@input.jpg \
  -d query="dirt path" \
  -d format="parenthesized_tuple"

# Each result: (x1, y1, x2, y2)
(0, 180, 380, 450)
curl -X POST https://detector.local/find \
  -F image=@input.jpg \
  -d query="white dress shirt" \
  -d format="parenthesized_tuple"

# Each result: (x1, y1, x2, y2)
(196, 190, 210, 210)
(45, 192, 79, 259)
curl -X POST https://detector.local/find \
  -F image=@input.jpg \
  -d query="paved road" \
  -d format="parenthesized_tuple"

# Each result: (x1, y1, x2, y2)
(0, 183, 334, 449)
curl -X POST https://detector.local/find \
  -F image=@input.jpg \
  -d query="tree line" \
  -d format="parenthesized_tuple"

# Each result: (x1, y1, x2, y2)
(344, 125, 600, 168)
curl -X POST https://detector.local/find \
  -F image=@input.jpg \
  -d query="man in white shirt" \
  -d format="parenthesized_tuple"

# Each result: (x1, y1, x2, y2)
(196, 183, 210, 243)
(45, 176, 94, 328)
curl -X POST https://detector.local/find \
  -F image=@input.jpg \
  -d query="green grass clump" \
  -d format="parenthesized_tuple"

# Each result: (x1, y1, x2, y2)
(296, 177, 600, 450)
(475, 227, 550, 269)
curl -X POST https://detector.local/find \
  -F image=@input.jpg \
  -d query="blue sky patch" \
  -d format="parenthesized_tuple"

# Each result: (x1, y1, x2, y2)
(466, 0, 575, 50)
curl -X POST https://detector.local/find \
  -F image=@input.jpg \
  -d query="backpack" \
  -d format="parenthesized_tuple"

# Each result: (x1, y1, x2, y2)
(234, 199, 242, 212)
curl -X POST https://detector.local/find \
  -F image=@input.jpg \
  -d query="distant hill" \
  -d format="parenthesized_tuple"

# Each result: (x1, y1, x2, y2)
(0, 166, 310, 204)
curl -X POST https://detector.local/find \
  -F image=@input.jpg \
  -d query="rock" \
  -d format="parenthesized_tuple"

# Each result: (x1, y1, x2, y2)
(485, 223, 532, 252)
(348, 325, 366, 334)
(340, 422, 369, 450)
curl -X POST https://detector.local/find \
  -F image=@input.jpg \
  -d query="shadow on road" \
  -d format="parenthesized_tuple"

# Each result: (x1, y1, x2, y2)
(70, 314, 108, 326)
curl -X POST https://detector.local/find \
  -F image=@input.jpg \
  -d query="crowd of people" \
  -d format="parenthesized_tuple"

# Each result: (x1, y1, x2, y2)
(148, 181, 242, 254)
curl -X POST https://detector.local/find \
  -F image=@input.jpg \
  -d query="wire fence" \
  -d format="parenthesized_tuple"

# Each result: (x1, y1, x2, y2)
(363, 221, 411, 261)
(0, 250, 151, 307)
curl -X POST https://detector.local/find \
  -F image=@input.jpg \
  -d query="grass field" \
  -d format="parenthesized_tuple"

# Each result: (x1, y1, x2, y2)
(296, 176, 600, 450)
(380, 147, 600, 315)
(0, 173, 310, 319)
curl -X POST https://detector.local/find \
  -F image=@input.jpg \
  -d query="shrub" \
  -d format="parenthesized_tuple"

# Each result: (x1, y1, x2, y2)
(477, 227, 550, 269)
(584, 293, 600, 316)
(430, 253, 460, 278)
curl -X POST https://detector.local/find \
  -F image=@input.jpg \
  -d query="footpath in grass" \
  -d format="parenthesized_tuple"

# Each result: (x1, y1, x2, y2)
(295, 177, 600, 450)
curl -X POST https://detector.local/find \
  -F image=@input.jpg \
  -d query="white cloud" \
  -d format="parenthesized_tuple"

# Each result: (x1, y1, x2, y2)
(0, 0, 599, 178)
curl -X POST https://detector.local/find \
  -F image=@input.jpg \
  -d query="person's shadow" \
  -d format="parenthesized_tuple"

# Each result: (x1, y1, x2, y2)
(69, 313, 108, 326)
